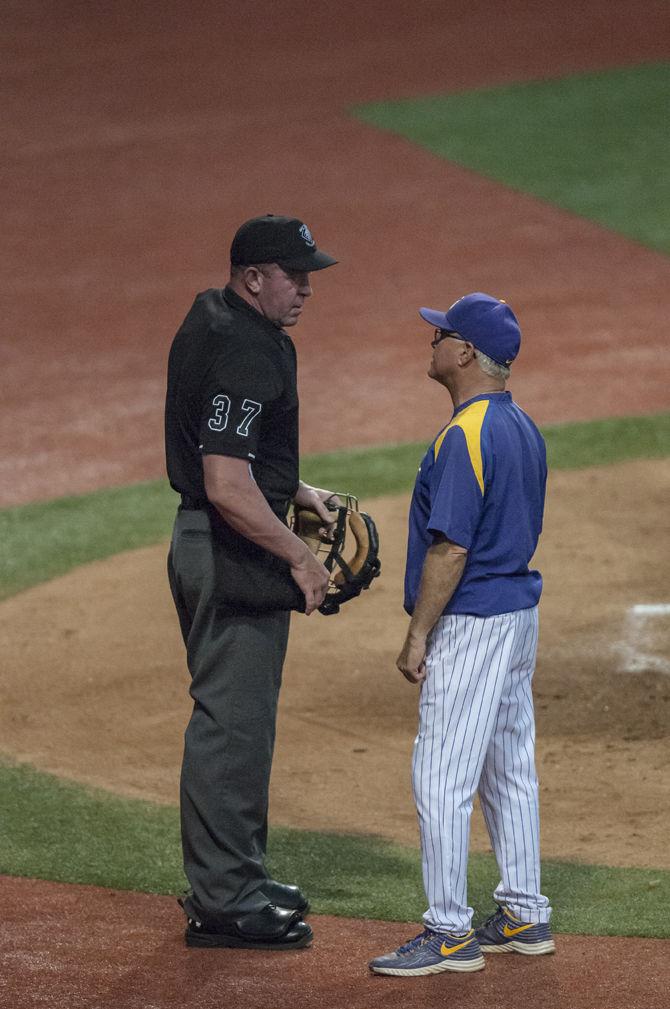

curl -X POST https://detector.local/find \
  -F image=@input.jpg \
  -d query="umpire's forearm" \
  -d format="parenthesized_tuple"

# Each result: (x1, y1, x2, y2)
(408, 541, 467, 639)
(203, 455, 308, 566)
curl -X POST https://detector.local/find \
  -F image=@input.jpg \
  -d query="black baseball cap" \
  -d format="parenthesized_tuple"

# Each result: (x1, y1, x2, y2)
(230, 214, 338, 271)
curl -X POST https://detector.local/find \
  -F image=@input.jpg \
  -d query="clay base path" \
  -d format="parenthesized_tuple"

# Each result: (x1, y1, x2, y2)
(4, 877, 669, 1009)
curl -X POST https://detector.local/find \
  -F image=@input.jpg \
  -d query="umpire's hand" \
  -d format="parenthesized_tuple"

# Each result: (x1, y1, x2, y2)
(291, 549, 330, 615)
(294, 481, 341, 539)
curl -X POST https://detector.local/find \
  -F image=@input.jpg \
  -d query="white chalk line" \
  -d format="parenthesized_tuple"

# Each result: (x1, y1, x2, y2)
(618, 603, 670, 676)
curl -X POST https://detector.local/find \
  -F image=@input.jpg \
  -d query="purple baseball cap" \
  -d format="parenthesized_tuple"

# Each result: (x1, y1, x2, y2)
(419, 293, 521, 366)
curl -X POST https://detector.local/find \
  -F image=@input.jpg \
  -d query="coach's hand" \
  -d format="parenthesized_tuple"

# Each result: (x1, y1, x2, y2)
(397, 631, 427, 684)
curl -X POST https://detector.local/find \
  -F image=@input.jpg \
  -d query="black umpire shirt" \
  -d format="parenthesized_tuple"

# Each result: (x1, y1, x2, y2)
(165, 286, 299, 520)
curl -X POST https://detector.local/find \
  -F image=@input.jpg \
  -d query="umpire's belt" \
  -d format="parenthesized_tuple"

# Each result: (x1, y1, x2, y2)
(180, 494, 208, 510)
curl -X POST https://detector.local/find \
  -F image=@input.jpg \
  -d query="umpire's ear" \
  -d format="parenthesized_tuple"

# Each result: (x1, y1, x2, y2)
(243, 266, 263, 294)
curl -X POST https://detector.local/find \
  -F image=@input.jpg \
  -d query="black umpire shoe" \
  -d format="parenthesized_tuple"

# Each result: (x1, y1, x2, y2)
(263, 879, 310, 915)
(185, 903, 313, 950)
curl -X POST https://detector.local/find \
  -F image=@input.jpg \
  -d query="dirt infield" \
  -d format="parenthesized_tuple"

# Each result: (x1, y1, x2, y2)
(3, 1, 670, 506)
(2, 459, 669, 870)
(4, 877, 670, 1009)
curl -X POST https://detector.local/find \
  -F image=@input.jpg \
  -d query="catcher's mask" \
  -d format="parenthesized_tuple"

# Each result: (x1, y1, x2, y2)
(292, 494, 381, 615)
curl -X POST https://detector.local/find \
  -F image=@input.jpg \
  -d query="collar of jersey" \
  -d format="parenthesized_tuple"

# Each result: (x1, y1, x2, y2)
(452, 390, 510, 418)
(222, 285, 294, 346)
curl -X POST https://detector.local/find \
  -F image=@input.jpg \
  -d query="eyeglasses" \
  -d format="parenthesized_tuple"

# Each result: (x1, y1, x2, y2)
(431, 328, 463, 349)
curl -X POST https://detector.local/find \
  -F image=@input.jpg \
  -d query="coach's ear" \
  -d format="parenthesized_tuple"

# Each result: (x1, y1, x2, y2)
(457, 341, 476, 367)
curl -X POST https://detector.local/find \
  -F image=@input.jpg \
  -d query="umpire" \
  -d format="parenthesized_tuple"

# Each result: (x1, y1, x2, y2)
(165, 215, 339, 950)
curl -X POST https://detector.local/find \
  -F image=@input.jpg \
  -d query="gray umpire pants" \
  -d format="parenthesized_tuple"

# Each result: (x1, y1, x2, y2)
(167, 506, 291, 925)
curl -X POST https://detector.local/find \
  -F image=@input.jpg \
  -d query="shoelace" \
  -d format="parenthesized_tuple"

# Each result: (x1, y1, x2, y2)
(397, 929, 434, 955)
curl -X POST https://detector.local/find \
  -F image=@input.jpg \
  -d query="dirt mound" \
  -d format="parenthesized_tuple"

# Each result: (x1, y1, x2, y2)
(1, 459, 668, 869)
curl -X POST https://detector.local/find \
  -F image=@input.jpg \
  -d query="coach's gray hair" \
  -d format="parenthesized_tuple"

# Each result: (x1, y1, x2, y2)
(475, 350, 510, 381)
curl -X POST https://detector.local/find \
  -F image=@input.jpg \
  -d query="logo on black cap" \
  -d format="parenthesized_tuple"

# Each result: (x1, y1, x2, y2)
(299, 224, 315, 247)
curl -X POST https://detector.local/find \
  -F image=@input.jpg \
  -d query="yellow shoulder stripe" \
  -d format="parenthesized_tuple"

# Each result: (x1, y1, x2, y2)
(433, 399, 489, 494)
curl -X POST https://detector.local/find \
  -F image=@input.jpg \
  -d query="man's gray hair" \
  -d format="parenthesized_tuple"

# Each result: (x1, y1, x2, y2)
(476, 350, 510, 381)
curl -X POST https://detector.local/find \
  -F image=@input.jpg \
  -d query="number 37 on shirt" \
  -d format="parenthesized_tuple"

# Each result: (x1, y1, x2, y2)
(208, 394, 262, 437)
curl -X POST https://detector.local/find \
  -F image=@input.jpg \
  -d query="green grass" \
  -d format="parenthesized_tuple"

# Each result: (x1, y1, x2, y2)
(1, 758, 668, 937)
(0, 480, 177, 602)
(542, 412, 670, 469)
(354, 62, 670, 254)
(0, 758, 185, 895)
(1, 414, 668, 601)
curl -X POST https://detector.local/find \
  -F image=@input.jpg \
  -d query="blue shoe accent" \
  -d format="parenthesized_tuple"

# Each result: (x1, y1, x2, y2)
(475, 906, 555, 955)
(369, 927, 485, 976)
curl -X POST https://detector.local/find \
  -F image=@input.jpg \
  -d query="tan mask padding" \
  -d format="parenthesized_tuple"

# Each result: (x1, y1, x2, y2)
(333, 510, 369, 585)
(295, 509, 326, 555)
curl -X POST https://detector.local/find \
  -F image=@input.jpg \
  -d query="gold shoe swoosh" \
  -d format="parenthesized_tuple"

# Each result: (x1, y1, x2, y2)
(439, 933, 475, 957)
(502, 922, 535, 938)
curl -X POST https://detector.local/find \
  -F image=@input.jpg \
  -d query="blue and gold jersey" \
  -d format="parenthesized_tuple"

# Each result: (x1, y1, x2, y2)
(405, 392, 547, 617)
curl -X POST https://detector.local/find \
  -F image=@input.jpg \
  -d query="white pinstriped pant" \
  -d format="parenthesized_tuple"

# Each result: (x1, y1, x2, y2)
(412, 606, 552, 933)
